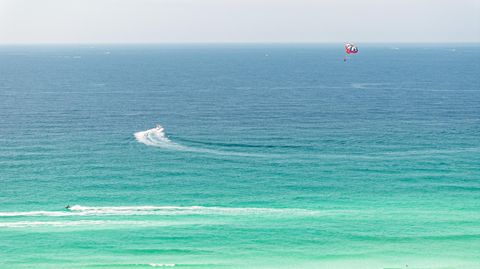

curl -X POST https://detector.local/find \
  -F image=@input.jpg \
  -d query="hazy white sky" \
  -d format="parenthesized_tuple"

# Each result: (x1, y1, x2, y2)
(1, 0, 479, 43)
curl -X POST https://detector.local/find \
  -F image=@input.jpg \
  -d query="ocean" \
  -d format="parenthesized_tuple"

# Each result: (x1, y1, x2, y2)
(0, 44, 479, 269)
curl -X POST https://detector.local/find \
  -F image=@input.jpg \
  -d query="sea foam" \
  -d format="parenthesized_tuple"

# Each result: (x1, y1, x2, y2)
(134, 125, 187, 151)
(134, 125, 269, 157)
(0, 205, 317, 218)
(149, 264, 175, 267)
(0, 220, 148, 228)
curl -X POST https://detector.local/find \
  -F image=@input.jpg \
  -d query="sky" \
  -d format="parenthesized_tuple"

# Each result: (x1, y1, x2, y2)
(0, 0, 479, 44)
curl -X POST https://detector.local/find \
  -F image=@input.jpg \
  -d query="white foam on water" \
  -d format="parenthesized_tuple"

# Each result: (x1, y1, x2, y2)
(0, 219, 203, 228)
(134, 125, 270, 157)
(351, 83, 387, 89)
(149, 264, 175, 267)
(68, 205, 316, 216)
(0, 220, 147, 228)
(0, 211, 71, 217)
(0, 205, 318, 218)
(134, 125, 187, 151)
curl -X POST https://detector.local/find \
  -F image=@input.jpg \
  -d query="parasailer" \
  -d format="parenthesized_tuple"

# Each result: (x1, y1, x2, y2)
(344, 43, 358, 62)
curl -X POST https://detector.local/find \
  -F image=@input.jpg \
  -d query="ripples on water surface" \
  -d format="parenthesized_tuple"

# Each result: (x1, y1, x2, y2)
(0, 44, 479, 269)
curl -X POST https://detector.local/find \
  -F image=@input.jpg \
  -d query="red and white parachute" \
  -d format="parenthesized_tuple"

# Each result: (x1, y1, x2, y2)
(345, 43, 358, 54)
(344, 43, 358, 62)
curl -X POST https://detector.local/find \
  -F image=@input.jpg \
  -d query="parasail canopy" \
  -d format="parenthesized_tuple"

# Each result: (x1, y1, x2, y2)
(345, 43, 359, 54)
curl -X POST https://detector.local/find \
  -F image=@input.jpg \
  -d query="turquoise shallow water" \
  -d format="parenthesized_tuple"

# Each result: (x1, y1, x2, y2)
(0, 44, 479, 269)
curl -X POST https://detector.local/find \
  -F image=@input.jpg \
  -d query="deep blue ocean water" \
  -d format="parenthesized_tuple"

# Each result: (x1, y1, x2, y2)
(0, 44, 479, 269)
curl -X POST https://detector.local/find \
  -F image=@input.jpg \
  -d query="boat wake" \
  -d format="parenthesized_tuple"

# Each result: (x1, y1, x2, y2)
(134, 125, 187, 151)
(0, 220, 156, 228)
(351, 83, 387, 89)
(0, 205, 318, 217)
(134, 125, 269, 157)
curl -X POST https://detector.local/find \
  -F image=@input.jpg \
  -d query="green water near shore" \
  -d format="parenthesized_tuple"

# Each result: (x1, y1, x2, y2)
(1, 44, 479, 268)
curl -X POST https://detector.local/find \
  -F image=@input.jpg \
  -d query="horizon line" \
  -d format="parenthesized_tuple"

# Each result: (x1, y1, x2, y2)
(0, 41, 479, 46)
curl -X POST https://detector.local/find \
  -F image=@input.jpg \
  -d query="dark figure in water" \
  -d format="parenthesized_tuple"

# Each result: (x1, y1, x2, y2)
(65, 205, 71, 210)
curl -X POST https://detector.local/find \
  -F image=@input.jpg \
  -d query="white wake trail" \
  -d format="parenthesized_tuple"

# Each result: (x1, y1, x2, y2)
(134, 125, 269, 157)
(134, 125, 187, 151)
(0, 205, 318, 217)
